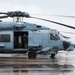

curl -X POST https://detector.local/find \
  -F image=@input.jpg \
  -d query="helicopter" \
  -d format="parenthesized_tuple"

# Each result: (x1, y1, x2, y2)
(0, 11, 74, 59)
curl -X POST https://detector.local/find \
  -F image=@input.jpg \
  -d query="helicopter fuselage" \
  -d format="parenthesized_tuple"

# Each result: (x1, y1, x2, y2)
(0, 22, 74, 58)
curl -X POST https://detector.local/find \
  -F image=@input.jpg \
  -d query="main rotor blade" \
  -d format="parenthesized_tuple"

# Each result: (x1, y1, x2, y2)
(60, 31, 75, 34)
(0, 12, 7, 14)
(52, 15, 75, 18)
(0, 16, 8, 19)
(30, 16, 75, 29)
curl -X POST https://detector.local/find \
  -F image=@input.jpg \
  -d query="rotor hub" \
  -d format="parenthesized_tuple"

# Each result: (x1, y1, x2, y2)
(7, 11, 29, 17)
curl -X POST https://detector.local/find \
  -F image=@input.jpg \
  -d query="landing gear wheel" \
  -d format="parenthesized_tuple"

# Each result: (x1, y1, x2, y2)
(28, 50, 36, 59)
(50, 54, 55, 59)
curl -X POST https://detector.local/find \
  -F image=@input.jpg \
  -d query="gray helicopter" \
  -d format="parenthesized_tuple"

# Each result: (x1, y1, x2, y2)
(0, 11, 74, 59)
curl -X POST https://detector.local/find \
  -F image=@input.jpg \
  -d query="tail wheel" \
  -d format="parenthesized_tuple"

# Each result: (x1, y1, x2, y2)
(28, 50, 36, 59)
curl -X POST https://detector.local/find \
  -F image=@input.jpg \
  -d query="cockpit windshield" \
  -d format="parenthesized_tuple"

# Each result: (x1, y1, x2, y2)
(50, 33, 60, 40)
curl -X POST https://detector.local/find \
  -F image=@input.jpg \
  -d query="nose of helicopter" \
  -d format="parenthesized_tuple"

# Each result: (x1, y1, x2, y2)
(63, 41, 70, 49)
(63, 41, 74, 51)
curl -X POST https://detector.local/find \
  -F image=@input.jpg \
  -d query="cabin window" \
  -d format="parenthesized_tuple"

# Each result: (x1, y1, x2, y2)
(1, 34, 10, 42)
(50, 33, 60, 40)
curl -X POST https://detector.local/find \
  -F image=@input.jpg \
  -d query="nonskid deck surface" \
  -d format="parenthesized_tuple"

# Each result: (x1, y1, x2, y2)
(0, 51, 75, 75)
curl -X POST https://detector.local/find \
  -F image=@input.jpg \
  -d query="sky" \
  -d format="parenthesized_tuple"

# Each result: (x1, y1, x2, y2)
(0, 0, 75, 43)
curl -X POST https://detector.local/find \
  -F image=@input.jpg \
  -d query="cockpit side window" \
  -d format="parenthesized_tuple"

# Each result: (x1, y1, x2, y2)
(1, 34, 10, 42)
(50, 33, 60, 40)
